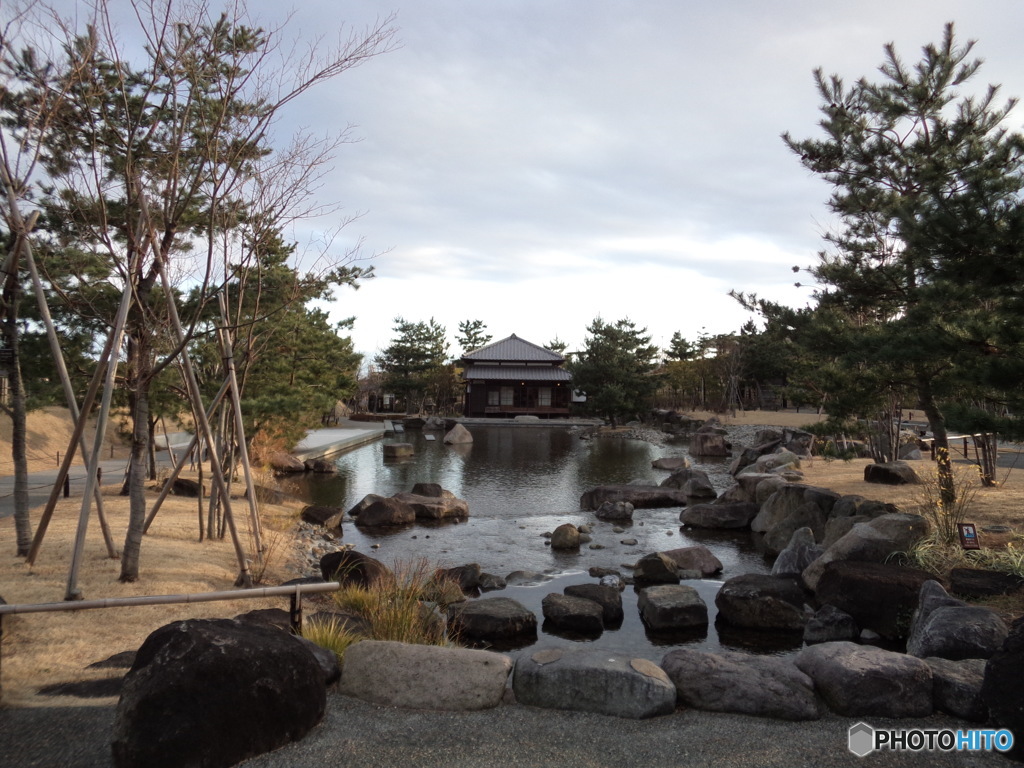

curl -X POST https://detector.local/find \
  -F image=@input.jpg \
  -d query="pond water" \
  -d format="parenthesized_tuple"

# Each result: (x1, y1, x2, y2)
(278, 425, 794, 662)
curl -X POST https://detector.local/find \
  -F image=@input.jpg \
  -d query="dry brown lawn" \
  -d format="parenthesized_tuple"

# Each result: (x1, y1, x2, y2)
(0, 407, 302, 707)
(0, 408, 1021, 710)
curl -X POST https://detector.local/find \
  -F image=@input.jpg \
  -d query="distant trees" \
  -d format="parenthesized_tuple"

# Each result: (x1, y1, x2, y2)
(456, 319, 491, 354)
(376, 317, 451, 414)
(569, 318, 659, 426)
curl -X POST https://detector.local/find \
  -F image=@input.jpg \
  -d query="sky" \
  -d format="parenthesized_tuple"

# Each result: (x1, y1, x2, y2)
(57, 1, 1024, 364)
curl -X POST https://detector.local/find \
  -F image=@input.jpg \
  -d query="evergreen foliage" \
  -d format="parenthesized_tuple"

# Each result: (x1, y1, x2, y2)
(569, 317, 659, 426)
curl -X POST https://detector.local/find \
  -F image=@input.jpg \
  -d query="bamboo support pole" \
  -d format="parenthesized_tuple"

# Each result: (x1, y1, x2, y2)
(217, 293, 262, 548)
(142, 377, 231, 534)
(64, 271, 134, 600)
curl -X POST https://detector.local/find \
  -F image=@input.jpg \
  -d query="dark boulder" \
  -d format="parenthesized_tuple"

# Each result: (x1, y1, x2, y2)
(111, 619, 325, 768)
(580, 485, 690, 510)
(319, 550, 392, 589)
(864, 460, 920, 485)
(448, 598, 538, 649)
(815, 561, 933, 639)
(949, 568, 1024, 598)
(981, 617, 1024, 761)
(354, 497, 416, 527)
(300, 505, 344, 530)
(541, 593, 604, 636)
(563, 584, 624, 627)
(680, 502, 758, 530)
(163, 477, 204, 498)
(714, 574, 808, 632)
(411, 482, 444, 497)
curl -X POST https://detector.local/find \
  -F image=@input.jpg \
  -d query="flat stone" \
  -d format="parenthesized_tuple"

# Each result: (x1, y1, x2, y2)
(512, 649, 676, 719)
(795, 641, 932, 718)
(541, 593, 604, 635)
(563, 584, 624, 627)
(340, 640, 511, 711)
(448, 598, 538, 648)
(637, 584, 708, 631)
(661, 649, 822, 721)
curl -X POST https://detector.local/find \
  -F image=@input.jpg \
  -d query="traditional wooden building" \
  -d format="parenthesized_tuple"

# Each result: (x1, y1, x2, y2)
(461, 334, 572, 418)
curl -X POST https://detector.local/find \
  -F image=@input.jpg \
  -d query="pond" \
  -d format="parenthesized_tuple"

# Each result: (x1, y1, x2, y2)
(278, 425, 793, 662)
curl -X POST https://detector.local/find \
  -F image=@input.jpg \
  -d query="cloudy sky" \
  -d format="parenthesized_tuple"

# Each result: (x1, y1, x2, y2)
(184, 2, 1024, 360)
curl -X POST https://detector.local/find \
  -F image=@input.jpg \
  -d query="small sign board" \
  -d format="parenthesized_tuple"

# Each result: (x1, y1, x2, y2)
(957, 523, 981, 550)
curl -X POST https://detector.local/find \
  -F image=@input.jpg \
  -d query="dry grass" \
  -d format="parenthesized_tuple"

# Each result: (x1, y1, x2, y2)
(0, 484, 301, 709)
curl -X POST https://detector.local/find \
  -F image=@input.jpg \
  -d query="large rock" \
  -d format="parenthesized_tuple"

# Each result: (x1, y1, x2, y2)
(438, 563, 482, 592)
(339, 640, 511, 711)
(680, 502, 758, 529)
(541, 593, 604, 635)
(512, 648, 676, 719)
(659, 467, 712, 491)
(391, 491, 469, 520)
(111, 619, 325, 768)
(661, 649, 822, 721)
(752, 450, 802, 473)
(661, 545, 723, 576)
(268, 451, 305, 473)
(633, 552, 681, 584)
(714, 574, 808, 632)
(981, 617, 1024, 762)
(689, 432, 729, 457)
(595, 501, 634, 521)
(443, 424, 474, 444)
(751, 484, 838, 534)
(563, 584, 624, 627)
(448, 598, 537, 648)
(864, 460, 920, 485)
(652, 457, 689, 471)
(906, 581, 1008, 659)
(580, 485, 690, 510)
(949, 568, 1024, 598)
(637, 585, 708, 631)
(802, 512, 930, 590)
(795, 641, 933, 718)
(300, 505, 344, 530)
(771, 527, 823, 577)
(814, 561, 933, 639)
(763, 501, 827, 556)
(346, 493, 386, 517)
(354, 497, 416, 527)
(550, 523, 581, 550)
(303, 459, 337, 474)
(319, 549, 392, 589)
(803, 604, 859, 645)
(927, 657, 988, 722)
(382, 442, 414, 458)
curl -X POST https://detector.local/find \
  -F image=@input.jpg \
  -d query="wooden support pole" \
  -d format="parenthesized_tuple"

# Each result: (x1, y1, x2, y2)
(142, 377, 231, 534)
(65, 272, 134, 600)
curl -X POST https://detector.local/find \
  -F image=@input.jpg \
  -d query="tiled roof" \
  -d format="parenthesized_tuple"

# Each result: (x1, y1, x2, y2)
(462, 334, 564, 363)
(461, 365, 573, 382)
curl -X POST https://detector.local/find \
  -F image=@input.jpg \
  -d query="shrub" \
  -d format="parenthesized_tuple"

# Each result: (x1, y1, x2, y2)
(912, 450, 981, 546)
(301, 614, 361, 663)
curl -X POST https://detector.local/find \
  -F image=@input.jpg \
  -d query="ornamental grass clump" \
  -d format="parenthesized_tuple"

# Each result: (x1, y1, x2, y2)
(300, 614, 361, 663)
(332, 558, 459, 647)
(913, 449, 981, 546)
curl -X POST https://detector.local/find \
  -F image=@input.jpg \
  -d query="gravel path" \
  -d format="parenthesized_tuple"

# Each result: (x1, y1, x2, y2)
(0, 695, 1009, 768)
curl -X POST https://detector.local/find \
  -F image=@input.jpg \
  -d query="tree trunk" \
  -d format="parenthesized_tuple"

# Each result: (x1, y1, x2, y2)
(120, 346, 152, 582)
(2, 253, 31, 556)
(916, 372, 956, 508)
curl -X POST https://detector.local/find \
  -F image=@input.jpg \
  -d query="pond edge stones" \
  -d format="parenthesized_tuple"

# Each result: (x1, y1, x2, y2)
(512, 648, 676, 719)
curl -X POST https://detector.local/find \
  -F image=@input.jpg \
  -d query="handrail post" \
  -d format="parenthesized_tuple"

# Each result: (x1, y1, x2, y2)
(290, 587, 303, 634)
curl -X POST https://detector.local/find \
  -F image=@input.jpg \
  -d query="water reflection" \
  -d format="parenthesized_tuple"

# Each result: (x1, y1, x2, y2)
(280, 425, 789, 660)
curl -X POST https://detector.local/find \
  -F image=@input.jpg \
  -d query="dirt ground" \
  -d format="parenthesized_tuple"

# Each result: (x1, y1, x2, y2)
(0, 408, 1021, 711)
